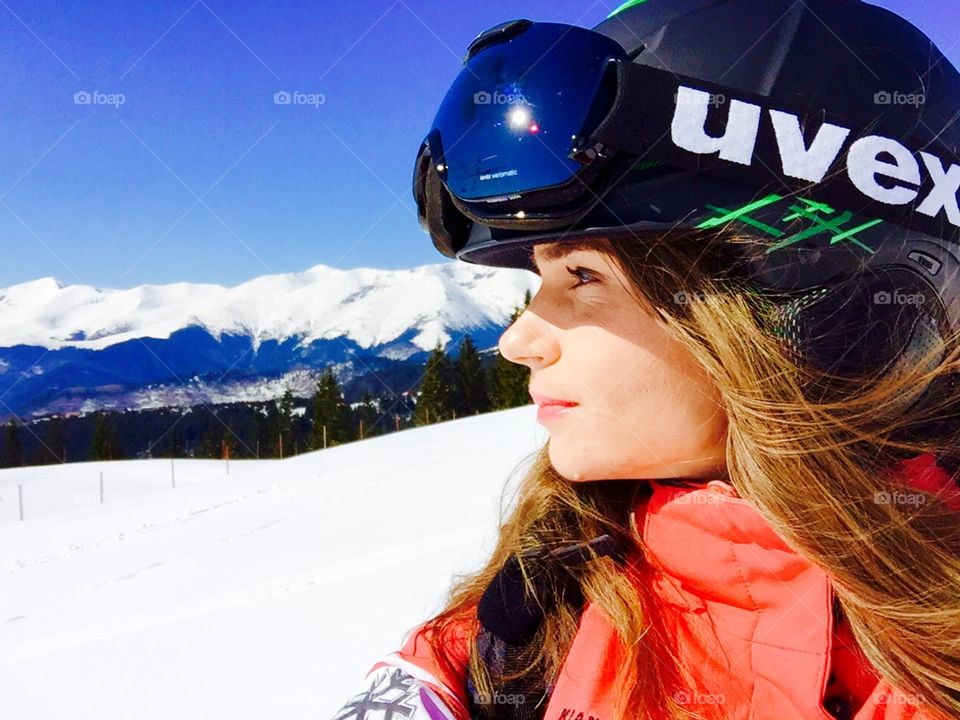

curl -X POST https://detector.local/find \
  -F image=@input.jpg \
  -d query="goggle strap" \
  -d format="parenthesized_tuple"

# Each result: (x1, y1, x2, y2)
(588, 60, 681, 161)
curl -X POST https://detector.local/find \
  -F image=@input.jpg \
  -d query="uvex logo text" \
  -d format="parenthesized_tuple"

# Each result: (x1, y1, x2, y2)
(671, 86, 960, 228)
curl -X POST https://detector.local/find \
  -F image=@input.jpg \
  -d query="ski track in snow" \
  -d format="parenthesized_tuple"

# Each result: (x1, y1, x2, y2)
(1, 481, 295, 576)
(0, 523, 485, 665)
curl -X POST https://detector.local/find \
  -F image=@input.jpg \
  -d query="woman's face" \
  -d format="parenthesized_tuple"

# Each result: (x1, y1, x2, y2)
(498, 241, 729, 483)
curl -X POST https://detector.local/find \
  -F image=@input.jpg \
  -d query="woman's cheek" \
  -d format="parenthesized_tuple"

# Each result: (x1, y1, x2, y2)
(568, 296, 615, 328)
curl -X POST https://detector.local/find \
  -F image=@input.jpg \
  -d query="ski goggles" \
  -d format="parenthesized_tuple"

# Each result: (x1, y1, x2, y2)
(413, 20, 633, 258)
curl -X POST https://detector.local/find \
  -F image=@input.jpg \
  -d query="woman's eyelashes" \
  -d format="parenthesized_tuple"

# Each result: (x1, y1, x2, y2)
(566, 265, 599, 289)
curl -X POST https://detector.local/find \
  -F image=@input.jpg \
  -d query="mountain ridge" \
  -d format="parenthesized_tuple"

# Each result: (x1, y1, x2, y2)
(0, 261, 539, 418)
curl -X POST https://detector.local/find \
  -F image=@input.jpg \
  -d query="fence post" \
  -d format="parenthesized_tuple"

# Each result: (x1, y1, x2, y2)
(18, 483, 23, 521)
(171, 457, 176, 489)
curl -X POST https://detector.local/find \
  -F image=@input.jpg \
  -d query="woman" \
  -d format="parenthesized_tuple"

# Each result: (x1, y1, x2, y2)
(332, 1, 960, 718)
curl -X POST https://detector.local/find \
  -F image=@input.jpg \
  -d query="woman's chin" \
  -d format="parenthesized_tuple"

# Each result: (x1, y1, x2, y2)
(547, 447, 592, 482)
(547, 447, 630, 483)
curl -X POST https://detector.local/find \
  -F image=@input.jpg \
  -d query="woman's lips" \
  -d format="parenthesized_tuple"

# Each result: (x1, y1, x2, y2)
(536, 403, 576, 423)
(530, 391, 579, 423)
(529, 391, 578, 407)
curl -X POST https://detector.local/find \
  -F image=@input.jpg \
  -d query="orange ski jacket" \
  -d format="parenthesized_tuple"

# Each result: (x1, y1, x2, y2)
(340, 453, 959, 720)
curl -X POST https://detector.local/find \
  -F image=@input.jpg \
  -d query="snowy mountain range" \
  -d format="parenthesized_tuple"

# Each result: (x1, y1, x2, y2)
(0, 262, 540, 420)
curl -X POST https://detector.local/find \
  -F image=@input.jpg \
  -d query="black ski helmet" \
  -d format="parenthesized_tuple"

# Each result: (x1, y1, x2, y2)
(413, 0, 960, 391)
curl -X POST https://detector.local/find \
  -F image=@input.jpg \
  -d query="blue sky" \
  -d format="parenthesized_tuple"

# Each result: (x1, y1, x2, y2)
(0, 0, 956, 289)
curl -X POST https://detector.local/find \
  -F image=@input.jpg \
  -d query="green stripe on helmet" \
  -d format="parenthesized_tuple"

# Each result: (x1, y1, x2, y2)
(606, 0, 650, 19)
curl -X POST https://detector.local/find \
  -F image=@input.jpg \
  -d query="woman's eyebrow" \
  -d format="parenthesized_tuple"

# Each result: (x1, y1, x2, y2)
(531, 242, 600, 270)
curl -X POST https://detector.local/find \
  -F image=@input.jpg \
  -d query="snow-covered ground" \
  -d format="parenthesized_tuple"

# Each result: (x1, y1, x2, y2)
(0, 404, 547, 719)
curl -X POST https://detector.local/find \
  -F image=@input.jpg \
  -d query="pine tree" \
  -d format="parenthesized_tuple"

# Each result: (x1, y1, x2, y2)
(3, 417, 23, 467)
(163, 427, 186, 458)
(413, 341, 456, 425)
(252, 404, 268, 458)
(310, 369, 350, 448)
(88, 411, 115, 461)
(261, 401, 280, 458)
(452, 335, 490, 416)
(490, 291, 533, 409)
(199, 426, 222, 459)
(276, 387, 295, 456)
(42, 415, 66, 464)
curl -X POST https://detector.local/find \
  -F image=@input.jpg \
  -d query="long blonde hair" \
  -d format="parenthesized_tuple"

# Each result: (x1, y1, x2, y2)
(422, 229, 960, 720)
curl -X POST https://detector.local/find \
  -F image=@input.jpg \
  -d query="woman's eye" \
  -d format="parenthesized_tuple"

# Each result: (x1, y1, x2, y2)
(566, 265, 597, 289)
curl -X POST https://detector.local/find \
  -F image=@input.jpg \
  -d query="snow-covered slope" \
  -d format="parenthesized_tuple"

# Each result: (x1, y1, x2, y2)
(0, 262, 539, 353)
(0, 404, 547, 720)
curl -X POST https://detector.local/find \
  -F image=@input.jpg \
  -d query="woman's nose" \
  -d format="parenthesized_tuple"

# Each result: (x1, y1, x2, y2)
(497, 308, 559, 369)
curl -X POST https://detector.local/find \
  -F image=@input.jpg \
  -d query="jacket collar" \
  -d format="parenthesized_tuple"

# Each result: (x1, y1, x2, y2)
(635, 452, 957, 628)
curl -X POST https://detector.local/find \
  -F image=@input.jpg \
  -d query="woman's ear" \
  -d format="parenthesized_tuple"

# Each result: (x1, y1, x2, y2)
(772, 268, 946, 383)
